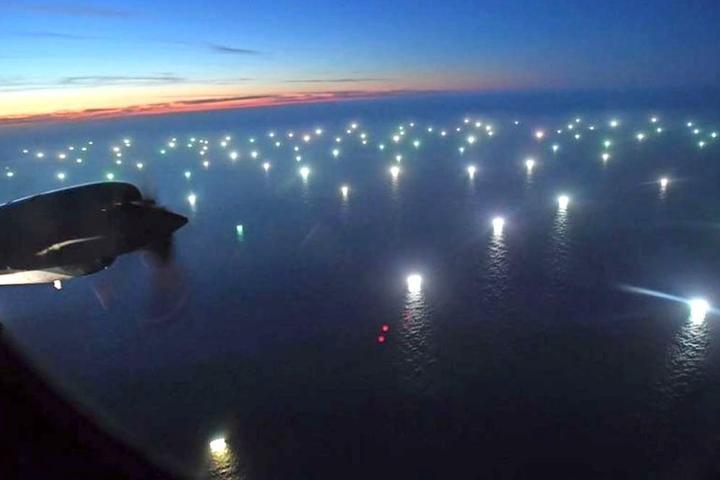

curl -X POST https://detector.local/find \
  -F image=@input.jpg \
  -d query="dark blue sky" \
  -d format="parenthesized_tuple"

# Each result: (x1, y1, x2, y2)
(1, 0, 719, 120)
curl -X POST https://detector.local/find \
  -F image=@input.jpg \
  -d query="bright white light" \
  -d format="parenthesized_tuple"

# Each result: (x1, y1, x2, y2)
(651, 117, 658, 123)
(36, 152, 45, 158)
(575, 117, 581, 123)
(689, 298, 710, 324)
(220, 140, 227, 148)
(603, 140, 612, 148)
(636, 133, 645, 141)
(467, 165, 476, 178)
(557, 194, 570, 211)
(340, 185, 349, 197)
(187, 193, 197, 207)
(492, 216, 505, 236)
(56, 172, 66, 181)
(209, 438, 227, 454)
(699, 141, 705, 148)
(203, 160, 210, 168)
(379, 144, 385, 150)
(552, 144, 559, 153)
(413, 140, 420, 148)
(303, 134, 311, 143)
(331, 148, 340, 158)
(525, 158, 535, 172)
(250, 151, 258, 159)
(467, 135, 476, 144)
(115, 159, 122, 165)
(392, 135, 400, 143)
(656, 127, 663, 133)
(53, 280, 63, 290)
(407, 274, 422, 294)
(601, 152, 610, 161)
(76, 158, 82, 163)
(464, 118, 470, 124)
(184, 171, 192, 179)
(299, 166, 310, 180)
(295, 155, 302, 162)
(136, 162, 144, 170)
(458, 146, 465, 154)
(711, 132, 717, 138)
(249, 137, 256, 143)
(440, 130, 447, 136)
(534, 130, 545, 140)
(350, 122, 358, 130)
(395, 154, 402, 162)
(106, 173, 115, 181)
(22, 149, 28, 154)
(609, 119, 619, 128)
(168, 142, 176, 148)
(262, 162, 270, 172)
(390, 165, 400, 178)
(574, 134, 581, 140)
(693, 129, 700, 135)
(659, 177, 669, 189)
(687, 122, 693, 128)
(58, 153, 66, 160)
(229, 151, 239, 160)
(6, 171, 14, 178)
(160, 149, 166, 155)
(315, 128, 323, 135)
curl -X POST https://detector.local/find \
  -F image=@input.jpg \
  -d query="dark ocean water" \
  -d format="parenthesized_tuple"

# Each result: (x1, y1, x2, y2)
(1, 95, 720, 478)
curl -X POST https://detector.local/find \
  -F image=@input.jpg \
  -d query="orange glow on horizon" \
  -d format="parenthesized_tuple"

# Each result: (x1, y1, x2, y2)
(0, 73, 522, 126)
(0, 88, 413, 126)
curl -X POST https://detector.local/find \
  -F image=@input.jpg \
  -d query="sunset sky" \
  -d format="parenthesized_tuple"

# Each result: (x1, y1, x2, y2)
(2, 0, 718, 123)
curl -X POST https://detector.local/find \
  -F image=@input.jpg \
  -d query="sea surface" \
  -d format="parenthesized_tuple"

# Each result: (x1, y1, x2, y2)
(1, 94, 720, 478)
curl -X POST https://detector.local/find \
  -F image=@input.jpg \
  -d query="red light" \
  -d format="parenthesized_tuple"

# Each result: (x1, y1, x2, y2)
(381, 324, 389, 332)
(377, 335, 386, 343)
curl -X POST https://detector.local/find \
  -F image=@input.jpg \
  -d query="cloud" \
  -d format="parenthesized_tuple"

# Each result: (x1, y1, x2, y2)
(208, 43, 260, 55)
(59, 75, 186, 86)
(283, 77, 388, 83)
(4, 1, 131, 17)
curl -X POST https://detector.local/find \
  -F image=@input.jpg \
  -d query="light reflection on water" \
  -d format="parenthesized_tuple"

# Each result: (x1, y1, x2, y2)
(656, 318, 711, 408)
(483, 230, 510, 304)
(207, 442, 246, 480)
(547, 208, 571, 290)
(396, 289, 434, 395)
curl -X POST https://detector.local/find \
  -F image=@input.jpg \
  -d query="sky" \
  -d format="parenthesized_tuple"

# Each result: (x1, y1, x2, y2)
(1, 0, 718, 123)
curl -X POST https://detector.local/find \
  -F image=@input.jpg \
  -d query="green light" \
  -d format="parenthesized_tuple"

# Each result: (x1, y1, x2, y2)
(236, 224, 244, 239)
